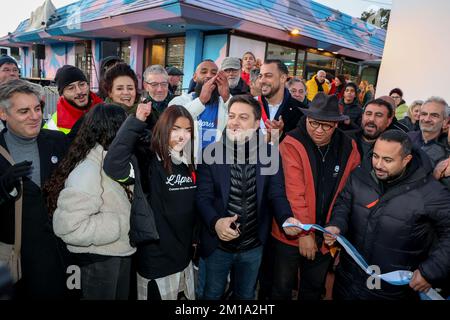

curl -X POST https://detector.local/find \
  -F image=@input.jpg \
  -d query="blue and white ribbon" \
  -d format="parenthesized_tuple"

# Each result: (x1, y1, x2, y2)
(282, 221, 445, 300)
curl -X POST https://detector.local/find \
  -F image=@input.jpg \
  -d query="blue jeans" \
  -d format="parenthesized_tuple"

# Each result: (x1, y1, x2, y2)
(203, 246, 263, 300)
(195, 257, 206, 299)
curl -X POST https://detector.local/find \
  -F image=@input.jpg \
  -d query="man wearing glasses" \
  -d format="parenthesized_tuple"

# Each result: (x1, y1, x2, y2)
(271, 93, 360, 300)
(142, 65, 174, 116)
(44, 65, 103, 134)
(220, 57, 250, 96)
(44, 65, 102, 135)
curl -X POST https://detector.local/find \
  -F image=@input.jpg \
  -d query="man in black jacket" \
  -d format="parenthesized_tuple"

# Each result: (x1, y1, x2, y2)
(196, 95, 300, 300)
(408, 96, 449, 167)
(0, 79, 70, 299)
(379, 95, 409, 133)
(142, 65, 174, 116)
(220, 57, 250, 96)
(257, 59, 306, 142)
(338, 82, 362, 131)
(347, 98, 394, 171)
(325, 130, 450, 300)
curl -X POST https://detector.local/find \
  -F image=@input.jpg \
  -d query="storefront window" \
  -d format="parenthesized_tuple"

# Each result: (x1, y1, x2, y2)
(167, 37, 185, 69)
(120, 41, 131, 64)
(361, 67, 378, 88)
(74, 41, 91, 81)
(144, 37, 186, 70)
(304, 52, 336, 80)
(342, 61, 359, 83)
(296, 50, 306, 78)
(145, 38, 165, 67)
(266, 43, 296, 76)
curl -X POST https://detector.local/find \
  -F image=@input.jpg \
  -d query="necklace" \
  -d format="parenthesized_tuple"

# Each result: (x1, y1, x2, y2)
(317, 144, 330, 162)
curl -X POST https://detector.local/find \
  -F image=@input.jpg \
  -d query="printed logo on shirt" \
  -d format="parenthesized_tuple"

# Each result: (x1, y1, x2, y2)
(333, 165, 340, 178)
(165, 174, 197, 192)
(198, 119, 215, 128)
(166, 174, 193, 186)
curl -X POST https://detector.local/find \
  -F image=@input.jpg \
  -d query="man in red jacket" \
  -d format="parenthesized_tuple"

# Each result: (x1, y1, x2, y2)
(44, 65, 102, 135)
(271, 93, 360, 300)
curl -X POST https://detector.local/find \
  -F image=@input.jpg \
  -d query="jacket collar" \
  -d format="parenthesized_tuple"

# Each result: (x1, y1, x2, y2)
(57, 92, 102, 129)
(260, 88, 292, 120)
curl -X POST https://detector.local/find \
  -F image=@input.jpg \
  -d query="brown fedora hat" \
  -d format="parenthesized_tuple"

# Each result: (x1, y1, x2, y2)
(302, 93, 349, 122)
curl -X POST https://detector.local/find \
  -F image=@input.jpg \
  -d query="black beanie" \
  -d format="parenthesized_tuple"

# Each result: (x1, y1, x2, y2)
(55, 65, 88, 95)
(0, 55, 18, 68)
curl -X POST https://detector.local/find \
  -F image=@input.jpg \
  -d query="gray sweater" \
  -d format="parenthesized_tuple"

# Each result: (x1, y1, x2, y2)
(4, 127, 41, 187)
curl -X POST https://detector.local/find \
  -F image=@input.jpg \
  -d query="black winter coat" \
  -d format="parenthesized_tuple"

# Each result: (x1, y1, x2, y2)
(0, 129, 71, 299)
(196, 133, 293, 258)
(229, 78, 250, 96)
(399, 116, 419, 132)
(338, 98, 362, 131)
(259, 89, 307, 138)
(330, 149, 450, 300)
(103, 116, 159, 247)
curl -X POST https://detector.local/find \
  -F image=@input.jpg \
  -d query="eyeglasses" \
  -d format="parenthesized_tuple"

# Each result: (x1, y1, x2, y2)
(223, 69, 240, 74)
(308, 120, 334, 131)
(145, 81, 169, 89)
(64, 81, 88, 93)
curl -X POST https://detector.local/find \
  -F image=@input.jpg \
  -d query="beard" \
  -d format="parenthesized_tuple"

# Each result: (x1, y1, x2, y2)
(419, 121, 441, 133)
(362, 122, 383, 140)
(195, 81, 220, 105)
(228, 77, 240, 89)
(66, 94, 90, 110)
(261, 82, 280, 99)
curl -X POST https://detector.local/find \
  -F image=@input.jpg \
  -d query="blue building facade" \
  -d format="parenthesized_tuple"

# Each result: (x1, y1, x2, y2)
(0, 0, 386, 90)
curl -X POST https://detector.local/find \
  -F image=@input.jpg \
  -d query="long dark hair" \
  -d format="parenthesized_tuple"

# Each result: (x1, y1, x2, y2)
(150, 105, 195, 174)
(44, 103, 127, 216)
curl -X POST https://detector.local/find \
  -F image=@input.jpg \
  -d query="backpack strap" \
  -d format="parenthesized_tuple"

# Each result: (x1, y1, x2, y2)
(0, 145, 22, 281)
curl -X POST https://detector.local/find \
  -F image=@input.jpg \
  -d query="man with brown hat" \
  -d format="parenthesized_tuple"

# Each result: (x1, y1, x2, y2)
(271, 92, 360, 300)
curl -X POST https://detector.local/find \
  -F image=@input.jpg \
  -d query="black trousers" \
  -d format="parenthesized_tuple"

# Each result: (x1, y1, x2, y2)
(271, 238, 332, 300)
(81, 256, 132, 300)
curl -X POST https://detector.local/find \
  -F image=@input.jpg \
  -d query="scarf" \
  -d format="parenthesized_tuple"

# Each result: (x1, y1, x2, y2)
(56, 92, 102, 130)
(315, 77, 325, 92)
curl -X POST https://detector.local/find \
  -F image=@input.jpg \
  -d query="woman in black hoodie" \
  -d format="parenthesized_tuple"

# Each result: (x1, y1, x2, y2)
(103, 104, 197, 300)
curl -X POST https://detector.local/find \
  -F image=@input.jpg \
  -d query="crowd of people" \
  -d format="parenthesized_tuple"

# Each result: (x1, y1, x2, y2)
(0, 50, 449, 301)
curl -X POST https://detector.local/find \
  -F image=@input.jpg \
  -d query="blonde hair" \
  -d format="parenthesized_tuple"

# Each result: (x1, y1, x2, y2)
(407, 100, 423, 120)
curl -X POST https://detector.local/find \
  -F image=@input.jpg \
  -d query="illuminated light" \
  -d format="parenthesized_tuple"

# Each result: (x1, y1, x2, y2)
(290, 28, 301, 36)
(318, 48, 324, 51)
